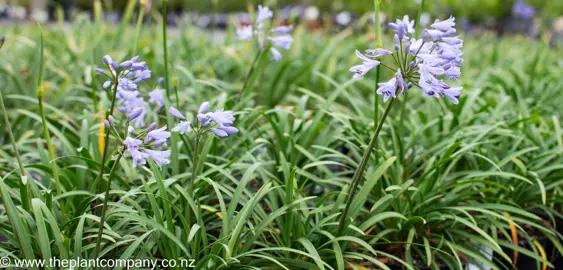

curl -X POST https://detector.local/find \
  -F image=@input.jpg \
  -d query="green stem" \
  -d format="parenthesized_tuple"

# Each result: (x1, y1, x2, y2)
(36, 25, 63, 200)
(95, 77, 120, 198)
(190, 135, 201, 196)
(162, 0, 170, 95)
(94, 149, 124, 259)
(373, 0, 383, 48)
(0, 90, 30, 212)
(239, 49, 261, 99)
(133, 4, 145, 55)
(337, 98, 395, 235)
(415, 0, 426, 38)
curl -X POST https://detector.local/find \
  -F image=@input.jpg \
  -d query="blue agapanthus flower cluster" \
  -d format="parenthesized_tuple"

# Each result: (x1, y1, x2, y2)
(351, 15, 464, 104)
(122, 124, 171, 168)
(96, 56, 171, 168)
(236, 5, 294, 61)
(512, 1, 535, 19)
(168, 102, 239, 138)
(96, 55, 167, 128)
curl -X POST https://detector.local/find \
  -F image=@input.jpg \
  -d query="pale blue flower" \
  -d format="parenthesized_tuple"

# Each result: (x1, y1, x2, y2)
(103, 55, 114, 66)
(271, 25, 293, 34)
(103, 81, 111, 89)
(172, 121, 192, 134)
(145, 149, 171, 168)
(168, 107, 186, 120)
(431, 16, 456, 32)
(206, 110, 236, 127)
(237, 25, 253, 41)
(270, 48, 282, 62)
(148, 88, 165, 109)
(145, 126, 171, 146)
(512, 1, 535, 19)
(128, 107, 144, 121)
(376, 78, 398, 102)
(198, 102, 210, 114)
(268, 35, 293, 50)
(123, 137, 149, 167)
(350, 50, 381, 79)
(256, 5, 273, 24)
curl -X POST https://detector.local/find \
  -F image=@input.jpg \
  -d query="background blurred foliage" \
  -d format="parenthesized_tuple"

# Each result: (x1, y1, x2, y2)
(58, 0, 562, 21)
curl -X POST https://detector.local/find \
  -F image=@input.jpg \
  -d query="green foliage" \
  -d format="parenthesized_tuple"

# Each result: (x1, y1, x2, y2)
(0, 6, 562, 270)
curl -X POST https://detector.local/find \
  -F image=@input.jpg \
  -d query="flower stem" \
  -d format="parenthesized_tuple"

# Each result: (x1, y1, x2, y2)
(337, 98, 395, 235)
(239, 49, 261, 99)
(95, 77, 120, 202)
(162, 0, 170, 94)
(0, 90, 30, 212)
(133, 3, 145, 55)
(190, 135, 201, 196)
(415, 0, 426, 38)
(94, 148, 124, 259)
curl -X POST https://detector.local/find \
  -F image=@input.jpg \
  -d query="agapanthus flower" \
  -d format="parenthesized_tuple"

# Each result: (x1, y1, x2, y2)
(168, 106, 186, 120)
(171, 121, 192, 134)
(170, 101, 239, 138)
(256, 5, 273, 24)
(95, 55, 157, 128)
(350, 15, 464, 104)
(237, 25, 254, 41)
(512, 1, 535, 19)
(145, 126, 171, 146)
(123, 124, 171, 169)
(350, 50, 381, 80)
(148, 88, 165, 109)
(144, 149, 171, 168)
(236, 5, 294, 61)
(123, 137, 149, 167)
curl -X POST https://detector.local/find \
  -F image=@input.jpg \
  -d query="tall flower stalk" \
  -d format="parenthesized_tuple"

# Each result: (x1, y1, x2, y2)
(236, 5, 294, 99)
(338, 15, 464, 234)
(92, 55, 170, 258)
(0, 36, 31, 212)
(36, 26, 67, 222)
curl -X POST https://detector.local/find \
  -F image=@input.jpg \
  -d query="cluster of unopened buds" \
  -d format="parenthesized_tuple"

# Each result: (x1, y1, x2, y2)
(351, 15, 463, 104)
(236, 5, 294, 61)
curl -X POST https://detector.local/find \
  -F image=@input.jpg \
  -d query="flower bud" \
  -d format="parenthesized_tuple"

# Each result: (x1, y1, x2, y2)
(108, 115, 115, 124)
(409, 61, 415, 69)
(128, 107, 144, 121)
(95, 68, 105, 75)
(0, 36, 5, 49)
(147, 122, 157, 132)
(120, 61, 132, 68)
(103, 55, 113, 65)
(103, 81, 111, 89)
(394, 44, 399, 51)
(404, 43, 411, 54)
(104, 120, 110, 128)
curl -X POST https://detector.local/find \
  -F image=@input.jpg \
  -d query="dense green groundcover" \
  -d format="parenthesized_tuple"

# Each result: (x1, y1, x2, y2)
(0, 6, 562, 270)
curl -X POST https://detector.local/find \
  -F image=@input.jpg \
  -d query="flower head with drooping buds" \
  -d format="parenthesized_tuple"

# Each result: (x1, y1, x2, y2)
(169, 101, 239, 139)
(236, 5, 294, 62)
(350, 15, 463, 104)
(95, 55, 165, 127)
